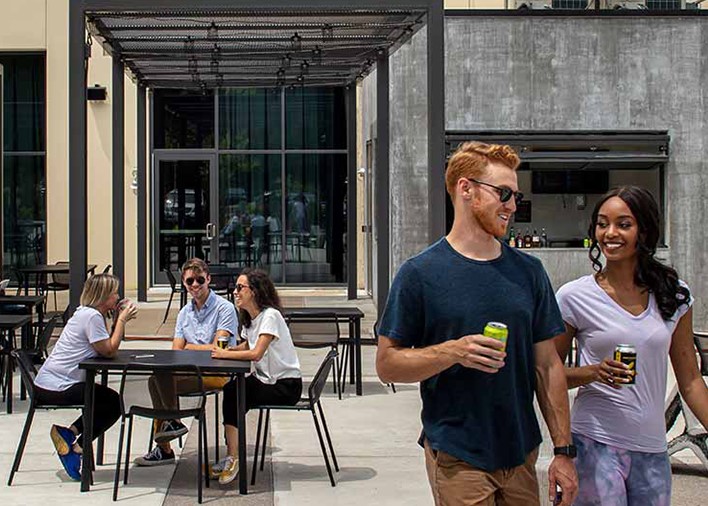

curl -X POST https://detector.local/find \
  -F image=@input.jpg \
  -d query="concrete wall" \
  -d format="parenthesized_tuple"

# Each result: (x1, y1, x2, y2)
(444, 15, 708, 328)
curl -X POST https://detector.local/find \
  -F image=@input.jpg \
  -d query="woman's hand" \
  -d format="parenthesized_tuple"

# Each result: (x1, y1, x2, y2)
(593, 358, 633, 389)
(211, 344, 228, 359)
(117, 301, 138, 324)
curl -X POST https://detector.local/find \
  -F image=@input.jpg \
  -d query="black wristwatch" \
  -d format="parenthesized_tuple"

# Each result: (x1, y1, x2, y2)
(553, 445, 577, 458)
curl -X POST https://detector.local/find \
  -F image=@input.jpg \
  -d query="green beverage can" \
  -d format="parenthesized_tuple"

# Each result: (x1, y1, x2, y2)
(483, 322, 508, 350)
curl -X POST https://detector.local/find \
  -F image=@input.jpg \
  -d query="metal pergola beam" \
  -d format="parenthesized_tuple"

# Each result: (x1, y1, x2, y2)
(346, 84, 357, 300)
(137, 85, 147, 301)
(375, 51, 389, 318)
(112, 54, 125, 293)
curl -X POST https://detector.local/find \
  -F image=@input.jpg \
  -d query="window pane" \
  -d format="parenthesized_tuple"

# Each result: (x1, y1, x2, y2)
(285, 154, 347, 283)
(219, 154, 282, 282)
(3, 155, 46, 275)
(219, 89, 281, 149)
(153, 89, 214, 149)
(285, 87, 346, 150)
(0, 53, 45, 152)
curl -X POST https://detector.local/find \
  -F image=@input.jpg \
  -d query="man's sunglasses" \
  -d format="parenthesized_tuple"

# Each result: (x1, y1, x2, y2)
(466, 178, 524, 205)
(235, 283, 250, 293)
(184, 276, 206, 286)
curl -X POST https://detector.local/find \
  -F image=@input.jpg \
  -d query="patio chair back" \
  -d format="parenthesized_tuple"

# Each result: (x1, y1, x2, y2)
(308, 349, 337, 406)
(33, 315, 60, 364)
(164, 268, 178, 290)
(287, 312, 340, 348)
(10, 350, 38, 403)
(694, 332, 708, 377)
(51, 261, 71, 286)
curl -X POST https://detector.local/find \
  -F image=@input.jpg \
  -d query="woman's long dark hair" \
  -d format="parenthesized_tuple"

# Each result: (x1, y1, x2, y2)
(238, 268, 282, 328)
(588, 186, 690, 320)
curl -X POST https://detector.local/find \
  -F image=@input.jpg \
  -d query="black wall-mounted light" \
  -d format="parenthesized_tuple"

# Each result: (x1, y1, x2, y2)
(87, 84, 107, 101)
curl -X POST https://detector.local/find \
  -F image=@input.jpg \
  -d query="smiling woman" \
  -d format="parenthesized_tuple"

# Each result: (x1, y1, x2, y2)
(554, 186, 708, 506)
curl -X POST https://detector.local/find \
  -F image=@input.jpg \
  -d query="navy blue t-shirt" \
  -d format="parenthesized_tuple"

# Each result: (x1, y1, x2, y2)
(378, 238, 564, 471)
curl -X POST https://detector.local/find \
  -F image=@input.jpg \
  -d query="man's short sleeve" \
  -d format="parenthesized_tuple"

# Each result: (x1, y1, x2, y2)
(532, 268, 565, 343)
(174, 309, 186, 339)
(377, 261, 424, 348)
(87, 312, 110, 344)
(216, 301, 238, 337)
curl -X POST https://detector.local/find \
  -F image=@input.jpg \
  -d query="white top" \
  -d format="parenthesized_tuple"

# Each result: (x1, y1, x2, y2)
(241, 307, 301, 385)
(556, 275, 692, 452)
(35, 306, 110, 391)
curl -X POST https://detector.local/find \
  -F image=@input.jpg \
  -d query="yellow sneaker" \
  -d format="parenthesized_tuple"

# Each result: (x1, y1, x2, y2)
(218, 456, 238, 485)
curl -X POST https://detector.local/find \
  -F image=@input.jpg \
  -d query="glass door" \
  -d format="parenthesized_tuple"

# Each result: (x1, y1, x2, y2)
(153, 155, 217, 284)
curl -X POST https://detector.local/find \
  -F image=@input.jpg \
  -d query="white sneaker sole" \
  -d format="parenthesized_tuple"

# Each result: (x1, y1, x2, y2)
(154, 427, 189, 443)
(133, 456, 176, 467)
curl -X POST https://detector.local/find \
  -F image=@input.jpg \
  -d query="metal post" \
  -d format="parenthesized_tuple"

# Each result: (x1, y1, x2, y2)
(346, 85, 357, 300)
(375, 54, 390, 317)
(137, 84, 147, 301)
(427, 0, 446, 243)
(69, 1, 88, 312)
(112, 54, 125, 294)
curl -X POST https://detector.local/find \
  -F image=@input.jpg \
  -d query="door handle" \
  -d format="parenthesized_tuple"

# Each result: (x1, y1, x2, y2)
(206, 222, 215, 240)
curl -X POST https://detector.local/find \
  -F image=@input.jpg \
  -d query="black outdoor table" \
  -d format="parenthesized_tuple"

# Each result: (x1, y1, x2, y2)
(0, 314, 33, 414)
(283, 307, 365, 396)
(0, 295, 46, 349)
(17, 264, 98, 296)
(78, 349, 251, 494)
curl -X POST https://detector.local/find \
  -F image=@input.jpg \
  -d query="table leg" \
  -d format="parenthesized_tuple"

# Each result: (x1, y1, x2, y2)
(237, 373, 248, 495)
(36, 302, 45, 345)
(355, 318, 362, 396)
(19, 324, 28, 400)
(81, 370, 96, 492)
(96, 371, 108, 465)
(23, 275, 29, 296)
(348, 320, 355, 385)
(5, 330, 13, 414)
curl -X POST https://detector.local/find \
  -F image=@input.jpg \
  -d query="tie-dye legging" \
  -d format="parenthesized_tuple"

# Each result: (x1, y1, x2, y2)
(572, 433, 671, 506)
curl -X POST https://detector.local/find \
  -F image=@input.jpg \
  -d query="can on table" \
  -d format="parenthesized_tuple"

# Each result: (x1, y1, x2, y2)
(217, 336, 229, 350)
(483, 322, 508, 350)
(614, 344, 637, 385)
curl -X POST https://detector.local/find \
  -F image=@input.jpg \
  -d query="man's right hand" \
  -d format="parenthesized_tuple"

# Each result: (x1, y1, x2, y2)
(448, 334, 506, 373)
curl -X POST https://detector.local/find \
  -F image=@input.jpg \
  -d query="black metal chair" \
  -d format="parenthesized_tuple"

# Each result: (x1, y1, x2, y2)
(7, 350, 83, 485)
(45, 261, 70, 311)
(162, 268, 181, 324)
(250, 349, 339, 487)
(102, 264, 112, 274)
(666, 332, 708, 470)
(113, 364, 210, 503)
(28, 314, 60, 365)
(287, 312, 342, 399)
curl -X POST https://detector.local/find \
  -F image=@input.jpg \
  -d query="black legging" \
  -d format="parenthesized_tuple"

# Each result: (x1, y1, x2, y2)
(222, 375, 302, 427)
(35, 383, 121, 447)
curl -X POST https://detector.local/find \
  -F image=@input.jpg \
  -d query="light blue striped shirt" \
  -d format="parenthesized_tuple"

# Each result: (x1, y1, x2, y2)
(175, 290, 238, 346)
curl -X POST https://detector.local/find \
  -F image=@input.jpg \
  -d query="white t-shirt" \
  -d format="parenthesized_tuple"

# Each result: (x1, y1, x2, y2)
(241, 307, 301, 385)
(35, 306, 110, 391)
(556, 275, 692, 452)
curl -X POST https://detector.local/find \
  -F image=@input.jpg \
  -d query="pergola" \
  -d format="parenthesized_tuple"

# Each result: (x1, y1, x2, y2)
(68, 0, 445, 316)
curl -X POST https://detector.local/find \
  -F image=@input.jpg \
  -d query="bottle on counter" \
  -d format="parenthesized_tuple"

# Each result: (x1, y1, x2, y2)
(523, 229, 532, 249)
(531, 229, 540, 248)
(508, 227, 516, 247)
(583, 236, 591, 248)
(516, 232, 523, 249)
(541, 228, 548, 248)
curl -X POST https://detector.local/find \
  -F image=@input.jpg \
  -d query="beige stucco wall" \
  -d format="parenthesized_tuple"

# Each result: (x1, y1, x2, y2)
(3, 0, 141, 289)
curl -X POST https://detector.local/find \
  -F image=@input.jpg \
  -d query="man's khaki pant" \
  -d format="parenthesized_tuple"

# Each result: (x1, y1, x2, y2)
(148, 373, 229, 426)
(424, 439, 540, 506)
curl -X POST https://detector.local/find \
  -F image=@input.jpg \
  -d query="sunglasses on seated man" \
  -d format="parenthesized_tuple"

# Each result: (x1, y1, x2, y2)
(465, 178, 524, 205)
(184, 276, 206, 286)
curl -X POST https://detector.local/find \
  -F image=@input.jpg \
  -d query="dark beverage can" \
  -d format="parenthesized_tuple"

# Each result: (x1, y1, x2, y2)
(217, 336, 229, 350)
(614, 344, 636, 385)
(554, 484, 563, 505)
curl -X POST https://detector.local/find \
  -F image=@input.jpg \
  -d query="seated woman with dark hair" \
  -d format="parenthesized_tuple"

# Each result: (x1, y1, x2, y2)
(209, 268, 302, 485)
(34, 273, 138, 481)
